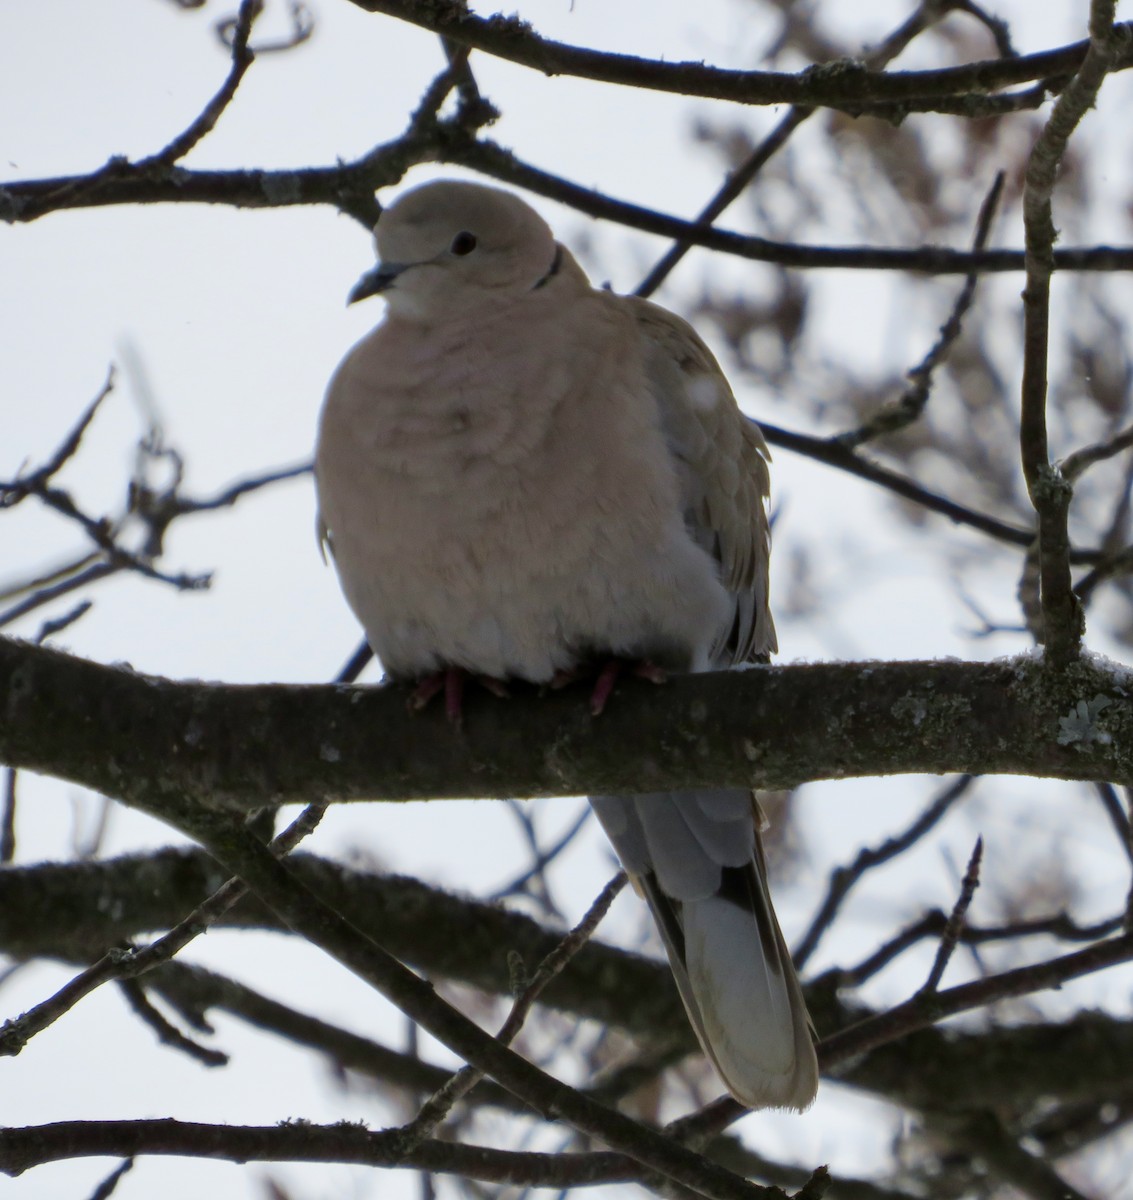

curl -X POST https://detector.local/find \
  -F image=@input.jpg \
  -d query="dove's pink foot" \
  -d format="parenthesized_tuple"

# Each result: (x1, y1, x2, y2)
(408, 668, 509, 727)
(552, 658, 667, 715)
(444, 668, 465, 724)
(408, 671, 448, 714)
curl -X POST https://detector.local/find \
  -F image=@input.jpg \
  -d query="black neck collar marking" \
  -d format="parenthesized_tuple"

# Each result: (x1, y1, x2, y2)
(531, 244, 564, 291)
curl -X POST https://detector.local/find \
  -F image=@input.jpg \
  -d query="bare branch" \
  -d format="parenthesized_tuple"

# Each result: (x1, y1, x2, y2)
(1020, 6, 1127, 663)
(820, 930, 1133, 1068)
(946, 1110, 1096, 1200)
(1092, 781, 1133, 868)
(761, 419, 1046, 550)
(146, 961, 529, 1115)
(115, 978, 228, 1068)
(952, 0, 1018, 58)
(4, 638, 1133, 809)
(832, 907, 1123, 990)
(0, 804, 325, 1058)
(217, 0, 313, 54)
(635, 107, 814, 299)
(0, 769, 14, 864)
(0, 1119, 641, 1189)
(0, 369, 114, 506)
(0, 847, 679, 1038)
(395, 873, 625, 1151)
(634, 0, 1001, 298)
(0, 563, 121, 630)
(85, 1159, 134, 1200)
(918, 837, 983, 994)
(348, 2, 1133, 112)
(1061, 422, 1133, 481)
(8, 135, 1133, 279)
(795, 776, 973, 969)
(167, 811, 795, 1200)
(490, 803, 591, 903)
(130, 458, 311, 559)
(837, 173, 1005, 449)
(142, 0, 261, 167)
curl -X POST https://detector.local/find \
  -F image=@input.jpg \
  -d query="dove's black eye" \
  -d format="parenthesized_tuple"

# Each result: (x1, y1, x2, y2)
(450, 231, 478, 256)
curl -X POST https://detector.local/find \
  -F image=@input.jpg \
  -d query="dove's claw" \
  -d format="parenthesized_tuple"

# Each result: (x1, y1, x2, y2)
(588, 658, 667, 715)
(444, 668, 465, 727)
(408, 668, 509, 727)
(408, 672, 447, 713)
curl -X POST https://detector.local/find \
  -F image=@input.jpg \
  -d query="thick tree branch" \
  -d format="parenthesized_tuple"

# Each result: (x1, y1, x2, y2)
(943, 1109, 1095, 1200)
(0, 848, 683, 1036)
(0, 804, 325, 1057)
(0, 1119, 638, 1188)
(2, 638, 1132, 814)
(348, 2, 1133, 111)
(6, 847, 1133, 1121)
(166, 814, 789, 1199)
(6, 139, 1133, 280)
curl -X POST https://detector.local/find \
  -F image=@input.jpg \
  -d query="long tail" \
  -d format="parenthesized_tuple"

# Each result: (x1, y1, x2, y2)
(590, 788, 818, 1111)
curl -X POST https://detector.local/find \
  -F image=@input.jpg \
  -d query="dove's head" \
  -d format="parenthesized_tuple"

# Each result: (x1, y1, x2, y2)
(350, 180, 564, 318)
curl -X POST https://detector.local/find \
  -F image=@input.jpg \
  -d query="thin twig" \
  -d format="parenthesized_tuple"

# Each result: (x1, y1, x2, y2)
(145, 960, 530, 1114)
(634, 0, 994, 296)
(86, 1158, 134, 1200)
(490, 804, 591, 904)
(173, 810, 782, 1200)
(0, 768, 15, 864)
(1092, 782, 1133, 868)
(795, 776, 973, 969)
(131, 459, 311, 559)
(34, 599, 94, 643)
(837, 173, 1005, 449)
(0, 563, 120, 629)
(1075, 543, 1133, 603)
(393, 874, 626, 1154)
(116, 978, 229, 1067)
(1061, 421, 1133, 481)
(337, 639, 375, 683)
(760, 421, 1043, 549)
(142, 0, 261, 167)
(635, 107, 813, 299)
(831, 907, 1123, 989)
(819, 929, 1133, 1067)
(946, 1110, 1095, 1200)
(1094, 782, 1133, 930)
(0, 369, 115, 504)
(457, 136, 1133, 279)
(217, 0, 313, 54)
(0, 804, 326, 1058)
(408, 43, 474, 137)
(918, 837, 982, 995)
(2, 400, 306, 629)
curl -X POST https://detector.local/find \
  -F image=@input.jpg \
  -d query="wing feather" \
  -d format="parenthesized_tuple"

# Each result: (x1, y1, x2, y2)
(628, 298, 775, 665)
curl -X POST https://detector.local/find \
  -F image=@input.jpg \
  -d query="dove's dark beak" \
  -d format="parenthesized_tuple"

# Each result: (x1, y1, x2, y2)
(347, 262, 406, 305)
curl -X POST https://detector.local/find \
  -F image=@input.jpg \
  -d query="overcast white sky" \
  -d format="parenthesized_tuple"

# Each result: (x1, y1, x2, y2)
(4, 2, 1133, 1198)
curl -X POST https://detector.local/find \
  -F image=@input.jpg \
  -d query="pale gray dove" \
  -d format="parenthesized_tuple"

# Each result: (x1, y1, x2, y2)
(314, 178, 818, 1111)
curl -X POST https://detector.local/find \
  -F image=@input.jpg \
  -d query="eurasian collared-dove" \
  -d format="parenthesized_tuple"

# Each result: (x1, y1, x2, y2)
(314, 178, 819, 1111)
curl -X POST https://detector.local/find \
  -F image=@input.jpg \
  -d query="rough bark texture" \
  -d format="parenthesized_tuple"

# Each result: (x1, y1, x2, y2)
(3, 637, 1132, 815)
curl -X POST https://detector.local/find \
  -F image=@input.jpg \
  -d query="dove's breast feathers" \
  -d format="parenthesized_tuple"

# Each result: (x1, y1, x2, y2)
(316, 287, 730, 681)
